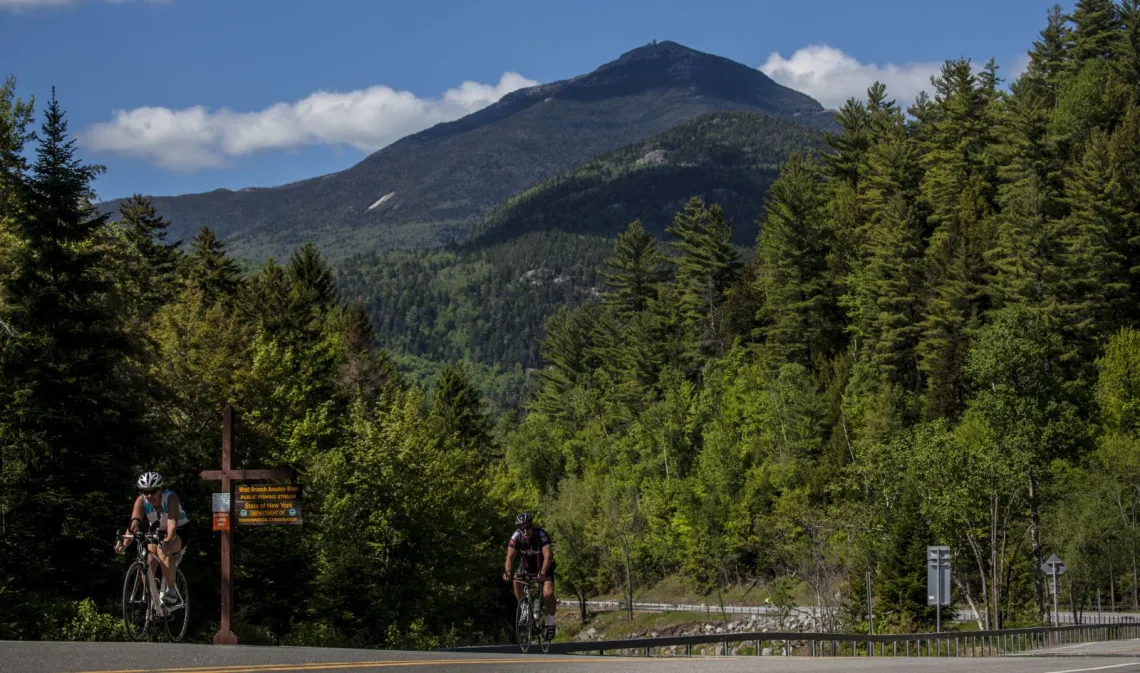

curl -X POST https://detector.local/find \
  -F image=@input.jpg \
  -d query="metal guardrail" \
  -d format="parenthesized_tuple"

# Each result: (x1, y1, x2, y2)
(560, 599, 1140, 625)
(444, 621, 1140, 657)
(557, 599, 781, 616)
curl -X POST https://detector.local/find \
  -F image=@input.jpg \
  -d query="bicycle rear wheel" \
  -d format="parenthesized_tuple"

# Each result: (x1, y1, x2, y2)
(122, 563, 151, 641)
(515, 598, 531, 653)
(537, 597, 551, 653)
(163, 568, 190, 642)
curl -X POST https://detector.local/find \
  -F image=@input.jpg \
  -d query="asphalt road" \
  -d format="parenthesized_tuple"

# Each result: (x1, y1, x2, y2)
(6, 641, 1140, 673)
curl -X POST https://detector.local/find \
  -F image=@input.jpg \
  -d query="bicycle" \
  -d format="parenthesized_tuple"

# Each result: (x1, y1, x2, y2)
(115, 517, 190, 642)
(510, 569, 552, 653)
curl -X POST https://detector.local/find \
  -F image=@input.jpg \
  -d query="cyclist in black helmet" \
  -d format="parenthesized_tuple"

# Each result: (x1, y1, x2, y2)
(503, 512, 557, 639)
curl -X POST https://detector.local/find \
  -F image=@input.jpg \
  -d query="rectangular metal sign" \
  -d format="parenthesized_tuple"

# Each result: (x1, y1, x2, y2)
(212, 492, 231, 513)
(927, 546, 951, 606)
(234, 483, 302, 526)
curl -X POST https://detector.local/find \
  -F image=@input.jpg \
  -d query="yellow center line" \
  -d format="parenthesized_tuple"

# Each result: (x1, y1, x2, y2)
(66, 654, 772, 673)
(69, 657, 625, 673)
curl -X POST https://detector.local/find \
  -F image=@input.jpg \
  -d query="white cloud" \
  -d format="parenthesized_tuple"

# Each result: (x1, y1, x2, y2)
(79, 72, 538, 172)
(1, 0, 171, 11)
(760, 44, 1031, 110)
(759, 44, 945, 110)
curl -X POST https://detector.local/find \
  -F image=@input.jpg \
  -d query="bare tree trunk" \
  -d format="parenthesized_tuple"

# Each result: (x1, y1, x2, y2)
(623, 543, 634, 623)
(964, 530, 991, 630)
(992, 489, 1001, 630)
(1133, 553, 1138, 611)
(1029, 471, 1045, 620)
(1111, 561, 1116, 612)
(953, 574, 985, 629)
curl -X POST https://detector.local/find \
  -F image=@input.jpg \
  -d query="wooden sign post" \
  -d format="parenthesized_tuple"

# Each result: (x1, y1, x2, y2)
(199, 403, 295, 645)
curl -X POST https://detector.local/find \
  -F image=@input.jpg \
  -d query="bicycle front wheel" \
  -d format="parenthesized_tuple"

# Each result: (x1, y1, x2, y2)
(164, 568, 190, 642)
(515, 599, 531, 653)
(122, 563, 151, 641)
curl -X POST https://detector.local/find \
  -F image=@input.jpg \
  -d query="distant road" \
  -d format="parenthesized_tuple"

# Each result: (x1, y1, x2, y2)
(6, 641, 1140, 673)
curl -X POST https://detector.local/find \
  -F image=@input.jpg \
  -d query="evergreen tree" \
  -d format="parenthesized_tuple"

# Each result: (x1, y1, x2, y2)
(181, 225, 241, 304)
(1067, 0, 1123, 67)
(664, 197, 741, 365)
(1110, 105, 1140, 318)
(1056, 128, 1130, 366)
(0, 89, 144, 618)
(916, 59, 1001, 420)
(432, 364, 495, 461)
(1120, 0, 1140, 96)
(755, 153, 839, 368)
(289, 240, 336, 309)
(844, 123, 926, 392)
(600, 219, 669, 313)
(1024, 4, 1073, 105)
(113, 194, 181, 321)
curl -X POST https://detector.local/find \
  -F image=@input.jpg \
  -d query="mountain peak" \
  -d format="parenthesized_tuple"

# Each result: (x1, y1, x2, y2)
(614, 39, 701, 61)
(556, 39, 823, 113)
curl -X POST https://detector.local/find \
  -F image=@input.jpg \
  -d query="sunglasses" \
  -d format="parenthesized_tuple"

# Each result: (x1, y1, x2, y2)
(140, 488, 161, 495)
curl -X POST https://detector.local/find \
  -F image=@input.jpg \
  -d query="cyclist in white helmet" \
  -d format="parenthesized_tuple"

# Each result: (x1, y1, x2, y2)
(114, 471, 190, 606)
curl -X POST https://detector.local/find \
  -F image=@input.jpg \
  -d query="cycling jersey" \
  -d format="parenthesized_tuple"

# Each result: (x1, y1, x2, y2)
(510, 527, 552, 566)
(144, 489, 189, 529)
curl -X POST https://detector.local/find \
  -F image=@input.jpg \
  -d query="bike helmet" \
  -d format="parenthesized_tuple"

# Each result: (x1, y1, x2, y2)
(515, 512, 533, 528)
(137, 471, 164, 491)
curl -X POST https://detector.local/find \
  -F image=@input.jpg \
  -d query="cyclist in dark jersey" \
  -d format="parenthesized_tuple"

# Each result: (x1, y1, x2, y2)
(503, 512, 557, 639)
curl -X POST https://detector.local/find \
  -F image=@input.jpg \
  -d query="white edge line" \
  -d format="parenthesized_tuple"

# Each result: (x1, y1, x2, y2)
(1044, 663, 1140, 673)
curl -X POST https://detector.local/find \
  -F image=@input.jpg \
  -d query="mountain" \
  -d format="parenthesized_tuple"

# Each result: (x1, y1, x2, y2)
(97, 40, 837, 262)
(463, 109, 828, 249)
(334, 110, 828, 406)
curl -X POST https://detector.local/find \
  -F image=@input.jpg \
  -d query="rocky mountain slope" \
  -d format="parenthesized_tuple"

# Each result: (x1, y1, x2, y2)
(97, 40, 836, 261)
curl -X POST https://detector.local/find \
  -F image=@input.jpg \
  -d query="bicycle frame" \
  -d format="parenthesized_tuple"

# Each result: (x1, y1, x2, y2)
(119, 524, 173, 619)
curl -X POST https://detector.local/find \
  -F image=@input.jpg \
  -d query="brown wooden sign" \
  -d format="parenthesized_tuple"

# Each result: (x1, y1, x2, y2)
(199, 403, 296, 646)
(234, 483, 302, 525)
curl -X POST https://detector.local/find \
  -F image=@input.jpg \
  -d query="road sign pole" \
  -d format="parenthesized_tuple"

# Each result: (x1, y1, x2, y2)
(867, 570, 873, 641)
(215, 404, 238, 645)
(1053, 565, 1059, 626)
(936, 556, 942, 634)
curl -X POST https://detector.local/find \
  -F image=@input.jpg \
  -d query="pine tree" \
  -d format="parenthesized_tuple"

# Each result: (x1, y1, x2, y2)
(114, 194, 180, 320)
(181, 225, 241, 304)
(846, 123, 926, 392)
(1120, 0, 1140, 96)
(432, 364, 495, 461)
(1111, 106, 1140, 325)
(0, 89, 144, 614)
(600, 219, 669, 313)
(822, 97, 872, 188)
(915, 59, 1001, 420)
(1024, 4, 1073, 105)
(756, 153, 839, 368)
(1067, 0, 1123, 67)
(1056, 128, 1131, 366)
(289, 240, 336, 309)
(532, 303, 602, 422)
(665, 197, 741, 364)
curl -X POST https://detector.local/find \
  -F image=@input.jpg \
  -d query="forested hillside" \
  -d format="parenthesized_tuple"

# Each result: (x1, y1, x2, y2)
(3, 0, 1140, 650)
(465, 110, 828, 247)
(503, 0, 1140, 633)
(335, 110, 825, 405)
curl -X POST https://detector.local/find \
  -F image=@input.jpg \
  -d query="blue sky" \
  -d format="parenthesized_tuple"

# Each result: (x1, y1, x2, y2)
(1, 0, 1068, 202)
